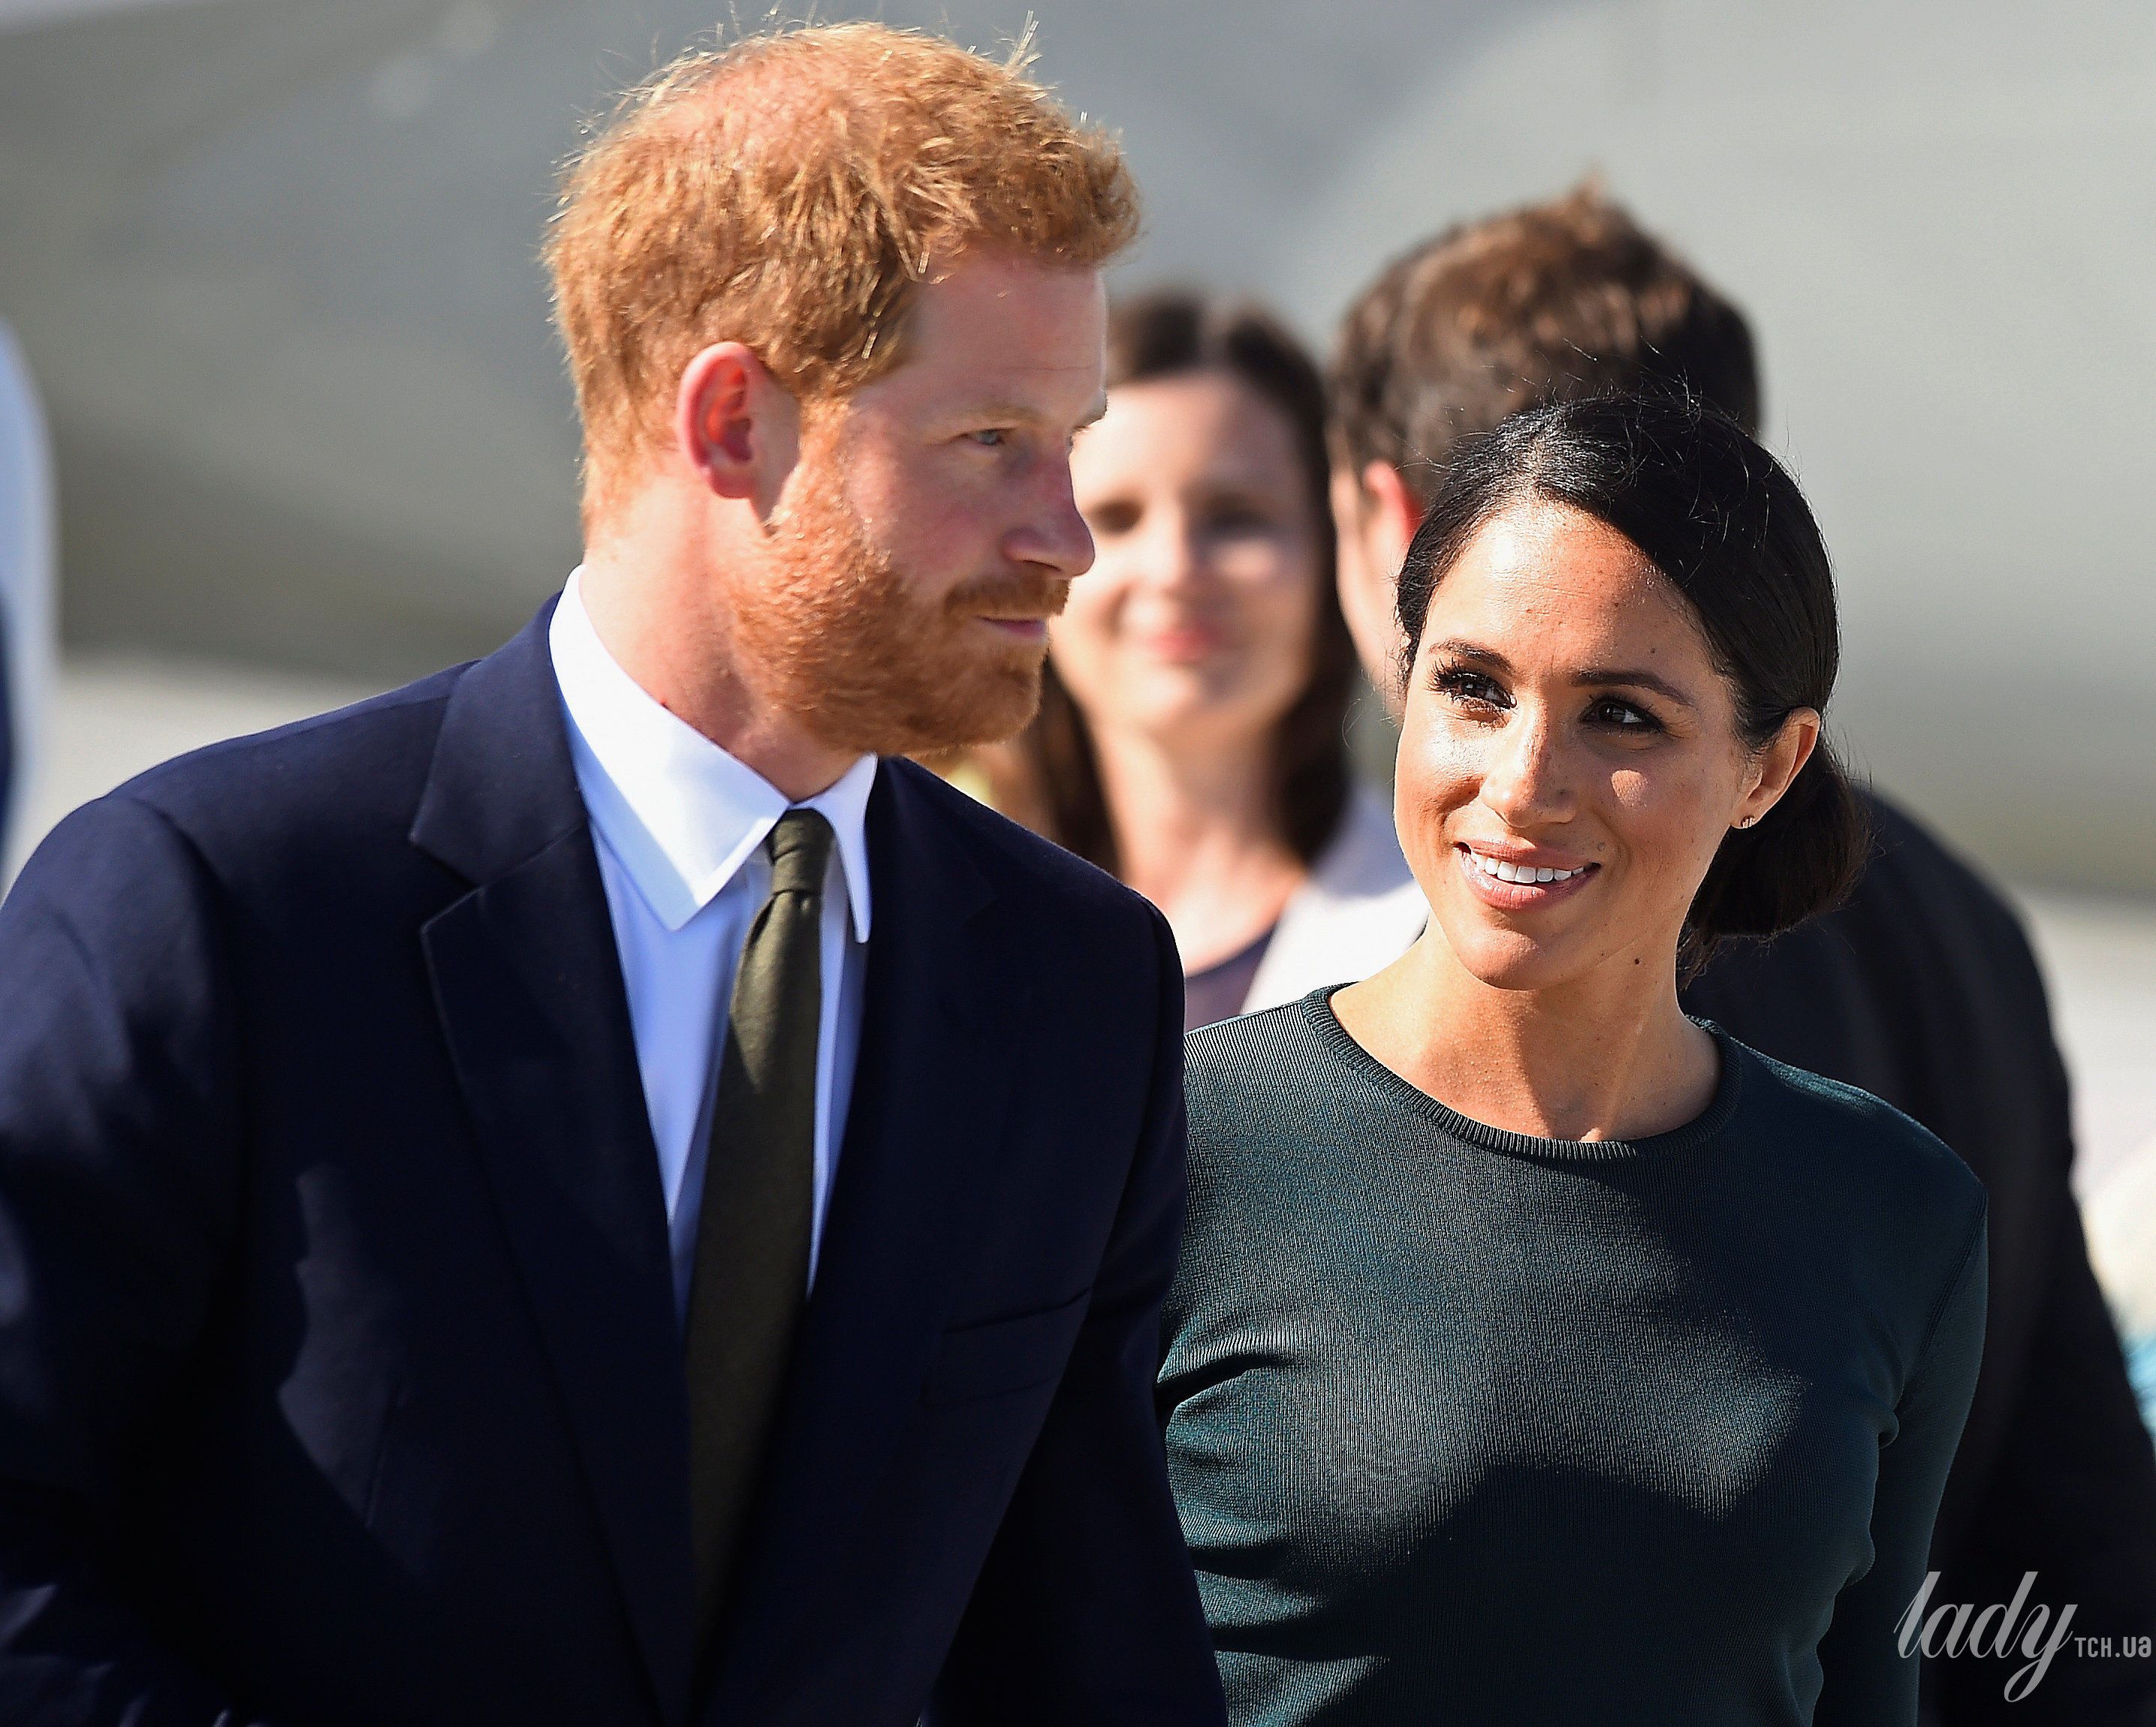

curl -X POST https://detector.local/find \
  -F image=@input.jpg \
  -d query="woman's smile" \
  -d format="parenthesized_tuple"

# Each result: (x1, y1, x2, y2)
(1454, 842, 1601, 909)
(1132, 619, 1232, 665)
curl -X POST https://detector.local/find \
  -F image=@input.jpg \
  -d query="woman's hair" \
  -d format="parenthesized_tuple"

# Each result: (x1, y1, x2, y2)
(1021, 291, 1359, 874)
(1395, 391, 1868, 961)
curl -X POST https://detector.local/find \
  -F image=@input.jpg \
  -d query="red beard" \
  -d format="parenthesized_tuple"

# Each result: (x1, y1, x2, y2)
(738, 453, 1069, 758)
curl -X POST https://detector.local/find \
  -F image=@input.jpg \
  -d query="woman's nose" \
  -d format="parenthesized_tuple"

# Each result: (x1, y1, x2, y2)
(1129, 508, 1208, 596)
(1479, 708, 1572, 825)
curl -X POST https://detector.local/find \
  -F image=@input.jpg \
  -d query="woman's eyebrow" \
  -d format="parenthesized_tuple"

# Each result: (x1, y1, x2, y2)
(1573, 666, 1697, 709)
(1427, 640, 1511, 670)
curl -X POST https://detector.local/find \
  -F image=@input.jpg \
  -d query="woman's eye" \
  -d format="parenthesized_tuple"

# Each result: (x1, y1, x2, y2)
(1588, 697, 1661, 732)
(1202, 504, 1271, 538)
(1434, 668, 1508, 710)
(967, 428, 1009, 448)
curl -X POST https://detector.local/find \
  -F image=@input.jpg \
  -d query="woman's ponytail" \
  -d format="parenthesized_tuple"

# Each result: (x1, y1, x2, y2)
(1683, 739, 1871, 972)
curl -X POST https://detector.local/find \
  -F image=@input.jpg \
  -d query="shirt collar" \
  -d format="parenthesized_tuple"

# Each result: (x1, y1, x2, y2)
(548, 568, 876, 939)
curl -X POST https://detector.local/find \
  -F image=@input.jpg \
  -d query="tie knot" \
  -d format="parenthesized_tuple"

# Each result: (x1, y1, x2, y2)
(765, 807, 834, 899)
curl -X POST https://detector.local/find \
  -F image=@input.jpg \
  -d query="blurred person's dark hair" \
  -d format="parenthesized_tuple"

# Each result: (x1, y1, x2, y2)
(1021, 291, 1359, 873)
(1330, 182, 1760, 508)
(1398, 393, 1865, 963)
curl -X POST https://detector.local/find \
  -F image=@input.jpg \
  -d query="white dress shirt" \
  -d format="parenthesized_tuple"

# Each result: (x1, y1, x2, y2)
(549, 571, 876, 1314)
(1241, 788, 1427, 1014)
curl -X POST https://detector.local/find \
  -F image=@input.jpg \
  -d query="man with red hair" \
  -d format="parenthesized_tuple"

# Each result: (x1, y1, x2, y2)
(0, 26, 1225, 1727)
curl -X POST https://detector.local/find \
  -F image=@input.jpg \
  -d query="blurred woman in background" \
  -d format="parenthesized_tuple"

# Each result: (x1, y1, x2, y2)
(1001, 291, 1419, 1030)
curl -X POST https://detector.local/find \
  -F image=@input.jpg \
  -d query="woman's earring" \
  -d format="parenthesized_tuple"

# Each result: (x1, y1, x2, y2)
(1735, 814, 1759, 830)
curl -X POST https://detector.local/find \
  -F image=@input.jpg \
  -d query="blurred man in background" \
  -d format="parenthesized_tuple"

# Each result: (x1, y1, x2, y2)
(0, 317, 55, 864)
(1328, 185, 2156, 1726)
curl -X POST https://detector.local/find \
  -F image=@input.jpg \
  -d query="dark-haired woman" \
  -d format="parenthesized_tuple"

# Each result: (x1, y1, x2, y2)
(988, 293, 1420, 1031)
(1161, 395, 1987, 1725)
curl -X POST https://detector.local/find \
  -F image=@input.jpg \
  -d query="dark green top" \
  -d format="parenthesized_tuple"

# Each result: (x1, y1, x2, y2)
(1162, 990, 1987, 1727)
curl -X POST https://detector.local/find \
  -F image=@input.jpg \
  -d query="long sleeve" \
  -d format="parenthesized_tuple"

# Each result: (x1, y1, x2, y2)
(1815, 1216, 1990, 1727)
(927, 906, 1226, 1727)
(1684, 794, 2156, 1725)
(0, 797, 267, 1726)
(1930, 1198, 2156, 1725)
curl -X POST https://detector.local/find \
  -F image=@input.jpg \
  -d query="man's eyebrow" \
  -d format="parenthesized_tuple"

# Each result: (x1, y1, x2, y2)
(950, 396, 1108, 429)
(946, 394, 1109, 433)
(1574, 666, 1698, 708)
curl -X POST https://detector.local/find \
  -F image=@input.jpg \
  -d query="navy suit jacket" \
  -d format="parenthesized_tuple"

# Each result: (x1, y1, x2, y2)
(0, 609, 1226, 1727)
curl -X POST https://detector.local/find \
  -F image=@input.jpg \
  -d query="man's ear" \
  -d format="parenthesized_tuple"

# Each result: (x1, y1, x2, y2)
(675, 342, 802, 520)
(1331, 460, 1425, 710)
(1358, 460, 1421, 575)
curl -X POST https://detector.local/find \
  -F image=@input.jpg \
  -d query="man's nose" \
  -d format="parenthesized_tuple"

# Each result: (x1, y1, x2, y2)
(1018, 457, 1096, 580)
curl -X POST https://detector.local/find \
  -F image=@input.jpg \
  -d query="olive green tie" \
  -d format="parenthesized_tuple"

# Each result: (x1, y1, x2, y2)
(683, 806, 833, 1664)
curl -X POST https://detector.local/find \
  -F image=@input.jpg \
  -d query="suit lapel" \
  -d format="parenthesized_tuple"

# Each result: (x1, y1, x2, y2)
(705, 762, 1032, 1713)
(412, 611, 696, 1725)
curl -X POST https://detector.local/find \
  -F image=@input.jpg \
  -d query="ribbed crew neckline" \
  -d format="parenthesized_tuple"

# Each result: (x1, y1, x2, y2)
(1298, 985, 1744, 1162)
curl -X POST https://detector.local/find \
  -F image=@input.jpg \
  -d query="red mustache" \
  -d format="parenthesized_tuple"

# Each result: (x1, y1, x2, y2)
(942, 568, 1071, 619)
